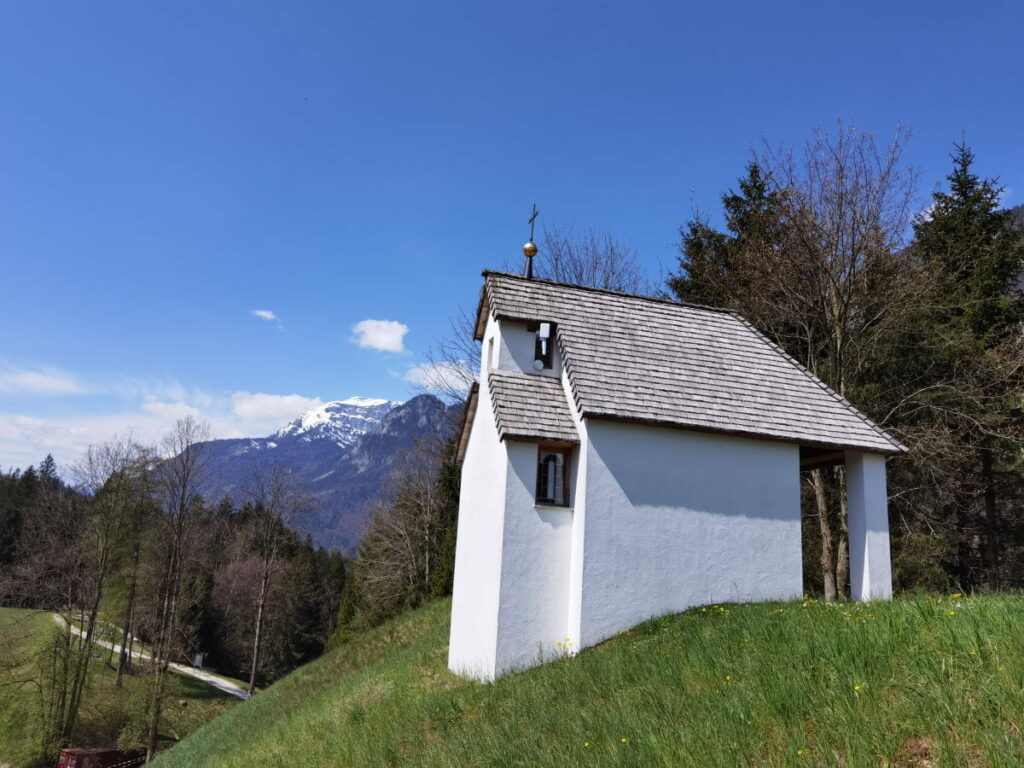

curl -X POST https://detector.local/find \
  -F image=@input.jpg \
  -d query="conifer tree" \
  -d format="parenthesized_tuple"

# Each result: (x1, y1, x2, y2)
(913, 141, 1024, 346)
(909, 141, 1024, 588)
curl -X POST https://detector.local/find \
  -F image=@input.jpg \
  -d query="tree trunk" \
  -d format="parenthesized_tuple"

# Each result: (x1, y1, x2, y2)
(116, 544, 141, 687)
(248, 567, 270, 696)
(811, 468, 837, 601)
(980, 446, 999, 590)
(834, 466, 849, 599)
(146, 539, 181, 761)
(62, 586, 102, 744)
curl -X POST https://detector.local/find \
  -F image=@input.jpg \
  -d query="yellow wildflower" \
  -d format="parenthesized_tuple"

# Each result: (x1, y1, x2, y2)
(620, 738, 628, 744)
(853, 684, 862, 691)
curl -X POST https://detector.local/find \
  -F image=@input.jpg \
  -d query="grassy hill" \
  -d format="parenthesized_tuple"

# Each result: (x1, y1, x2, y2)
(0, 608, 239, 768)
(151, 595, 1024, 767)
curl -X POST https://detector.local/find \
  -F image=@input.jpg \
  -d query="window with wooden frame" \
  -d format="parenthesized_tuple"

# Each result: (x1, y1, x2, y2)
(536, 445, 571, 506)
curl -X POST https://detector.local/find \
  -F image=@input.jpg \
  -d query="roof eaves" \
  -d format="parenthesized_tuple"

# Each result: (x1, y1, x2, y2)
(455, 382, 480, 463)
(487, 370, 580, 445)
(578, 409, 904, 456)
(472, 282, 490, 341)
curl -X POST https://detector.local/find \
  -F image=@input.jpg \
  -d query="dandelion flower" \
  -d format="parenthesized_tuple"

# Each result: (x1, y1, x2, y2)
(797, 749, 804, 756)
(583, 742, 590, 748)
(620, 738, 628, 744)
(948, 611, 956, 616)
(853, 684, 862, 691)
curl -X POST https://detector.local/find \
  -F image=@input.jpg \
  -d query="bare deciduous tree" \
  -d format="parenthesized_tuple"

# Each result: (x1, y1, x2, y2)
(674, 122, 925, 599)
(142, 416, 211, 762)
(759, 124, 921, 600)
(356, 438, 449, 622)
(58, 437, 152, 738)
(242, 463, 314, 695)
(10, 479, 85, 754)
(536, 223, 652, 295)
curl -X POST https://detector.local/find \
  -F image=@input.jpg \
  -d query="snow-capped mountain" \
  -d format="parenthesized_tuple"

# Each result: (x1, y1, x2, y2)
(274, 397, 400, 446)
(198, 395, 455, 553)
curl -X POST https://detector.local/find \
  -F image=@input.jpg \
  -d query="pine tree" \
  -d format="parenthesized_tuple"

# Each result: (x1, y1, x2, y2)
(668, 162, 785, 309)
(913, 141, 1024, 346)
(910, 141, 1024, 589)
(38, 454, 58, 489)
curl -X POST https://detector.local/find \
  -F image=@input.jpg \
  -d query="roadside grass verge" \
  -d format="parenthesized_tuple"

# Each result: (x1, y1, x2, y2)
(65, 615, 249, 691)
(153, 594, 1024, 767)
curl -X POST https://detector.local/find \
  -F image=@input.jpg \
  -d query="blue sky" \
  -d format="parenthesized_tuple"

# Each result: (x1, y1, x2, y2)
(1, 0, 1022, 469)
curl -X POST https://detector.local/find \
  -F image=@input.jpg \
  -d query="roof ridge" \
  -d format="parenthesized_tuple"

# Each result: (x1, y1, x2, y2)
(729, 314, 907, 453)
(482, 270, 737, 315)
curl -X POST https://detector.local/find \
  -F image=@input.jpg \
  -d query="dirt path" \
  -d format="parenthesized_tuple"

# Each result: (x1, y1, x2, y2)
(53, 615, 251, 700)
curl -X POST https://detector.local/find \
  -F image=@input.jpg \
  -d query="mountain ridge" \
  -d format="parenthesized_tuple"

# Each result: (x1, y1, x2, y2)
(200, 394, 454, 553)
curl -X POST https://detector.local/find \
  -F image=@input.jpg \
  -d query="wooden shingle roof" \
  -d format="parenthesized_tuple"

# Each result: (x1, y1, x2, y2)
(476, 271, 905, 455)
(488, 370, 579, 444)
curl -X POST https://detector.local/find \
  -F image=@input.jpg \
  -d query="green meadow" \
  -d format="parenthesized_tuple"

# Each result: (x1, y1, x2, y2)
(152, 595, 1024, 767)
(0, 608, 238, 768)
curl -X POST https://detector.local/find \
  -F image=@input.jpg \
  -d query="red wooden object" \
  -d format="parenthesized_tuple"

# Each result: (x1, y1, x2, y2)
(57, 747, 145, 768)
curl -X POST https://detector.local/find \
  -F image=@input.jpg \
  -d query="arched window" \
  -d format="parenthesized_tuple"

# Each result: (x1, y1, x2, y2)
(536, 446, 570, 506)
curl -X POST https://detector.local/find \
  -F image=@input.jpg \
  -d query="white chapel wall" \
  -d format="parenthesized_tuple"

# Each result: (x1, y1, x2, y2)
(493, 441, 574, 676)
(498, 320, 562, 378)
(447, 316, 511, 680)
(578, 421, 803, 648)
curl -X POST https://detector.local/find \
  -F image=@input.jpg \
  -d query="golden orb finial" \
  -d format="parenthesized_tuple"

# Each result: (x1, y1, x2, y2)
(523, 241, 538, 258)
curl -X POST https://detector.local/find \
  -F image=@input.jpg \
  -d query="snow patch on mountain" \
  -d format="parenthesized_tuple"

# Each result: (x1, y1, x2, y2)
(274, 397, 403, 447)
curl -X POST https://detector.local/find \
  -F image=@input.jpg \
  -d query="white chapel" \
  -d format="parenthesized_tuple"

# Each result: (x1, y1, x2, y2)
(448, 270, 905, 681)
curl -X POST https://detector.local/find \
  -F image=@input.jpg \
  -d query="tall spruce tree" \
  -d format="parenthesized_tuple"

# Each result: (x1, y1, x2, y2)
(914, 141, 1023, 346)
(910, 141, 1024, 588)
(669, 162, 785, 310)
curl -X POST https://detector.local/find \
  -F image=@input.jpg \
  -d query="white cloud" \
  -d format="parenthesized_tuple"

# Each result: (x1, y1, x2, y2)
(230, 392, 324, 434)
(250, 309, 278, 321)
(0, 367, 85, 396)
(140, 396, 202, 421)
(0, 385, 328, 472)
(0, 410, 178, 472)
(402, 361, 474, 394)
(351, 319, 409, 354)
